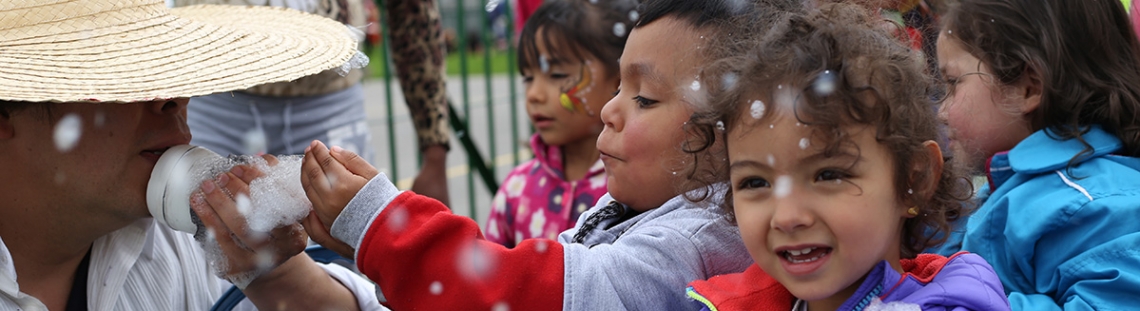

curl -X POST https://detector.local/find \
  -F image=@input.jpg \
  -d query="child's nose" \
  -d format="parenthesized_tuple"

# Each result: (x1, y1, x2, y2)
(599, 94, 622, 131)
(525, 84, 548, 106)
(769, 181, 813, 233)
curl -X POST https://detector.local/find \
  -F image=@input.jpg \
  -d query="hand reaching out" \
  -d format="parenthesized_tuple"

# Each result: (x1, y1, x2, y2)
(301, 140, 378, 258)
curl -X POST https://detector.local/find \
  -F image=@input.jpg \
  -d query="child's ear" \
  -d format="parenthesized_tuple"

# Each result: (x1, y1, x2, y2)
(1015, 66, 1043, 115)
(908, 140, 944, 206)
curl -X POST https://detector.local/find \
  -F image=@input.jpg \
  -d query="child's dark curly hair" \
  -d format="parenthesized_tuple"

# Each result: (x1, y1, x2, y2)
(684, 3, 974, 258)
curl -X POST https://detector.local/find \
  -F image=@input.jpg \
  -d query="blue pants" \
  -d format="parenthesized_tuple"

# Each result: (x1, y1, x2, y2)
(187, 84, 375, 163)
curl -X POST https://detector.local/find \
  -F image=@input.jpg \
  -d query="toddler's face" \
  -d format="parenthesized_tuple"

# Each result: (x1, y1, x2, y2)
(935, 34, 1034, 172)
(597, 16, 706, 211)
(522, 30, 618, 147)
(727, 103, 908, 310)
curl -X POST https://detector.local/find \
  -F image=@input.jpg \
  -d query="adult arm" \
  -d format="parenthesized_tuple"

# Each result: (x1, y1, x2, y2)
(192, 159, 380, 310)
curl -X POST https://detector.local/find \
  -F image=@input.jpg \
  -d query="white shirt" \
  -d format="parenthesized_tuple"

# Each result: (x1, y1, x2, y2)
(0, 219, 385, 311)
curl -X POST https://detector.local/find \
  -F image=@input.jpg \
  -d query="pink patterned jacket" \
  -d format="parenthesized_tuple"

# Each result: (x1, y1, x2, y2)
(484, 134, 608, 247)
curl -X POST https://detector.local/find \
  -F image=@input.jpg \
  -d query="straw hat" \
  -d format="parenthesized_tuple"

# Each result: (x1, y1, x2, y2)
(0, 0, 362, 103)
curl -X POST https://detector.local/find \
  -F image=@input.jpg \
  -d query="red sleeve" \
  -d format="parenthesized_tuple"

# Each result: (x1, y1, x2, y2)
(357, 192, 565, 310)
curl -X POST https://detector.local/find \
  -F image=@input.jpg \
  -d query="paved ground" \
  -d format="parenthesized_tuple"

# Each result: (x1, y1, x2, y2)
(360, 74, 529, 225)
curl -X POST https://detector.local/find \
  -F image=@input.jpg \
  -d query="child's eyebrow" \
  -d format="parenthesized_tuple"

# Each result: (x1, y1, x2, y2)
(798, 150, 860, 167)
(727, 150, 861, 172)
(728, 160, 769, 173)
(546, 57, 567, 66)
(627, 62, 667, 87)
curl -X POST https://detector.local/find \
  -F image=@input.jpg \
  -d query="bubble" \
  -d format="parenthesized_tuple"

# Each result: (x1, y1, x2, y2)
(725, 0, 747, 14)
(715, 121, 725, 131)
(484, 0, 501, 13)
(539, 55, 550, 73)
(690, 80, 701, 91)
(243, 129, 267, 155)
(778, 84, 783, 90)
(613, 22, 626, 37)
(721, 72, 739, 91)
(990, 19, 994, 23)
(799, 138, 810, 150)
(769, 124, 774, 129)
(629, 10, 639, 22)
(325, 170, 340, 189)
(774, 84, 801, 113)
(536, 240, 548, 253)
(493, 302, 510, 311)
(242, 156, 312, 233)
(813, 70, 837, 96)
(750, 100, 766, 119)
(430, 281, 443, 295)
(767, 154, 776, 166)
(907, 188, 913, 194)
(94, 111, 106, 127)
(589, 0, 597, 3)
(774, 175, 793, 198)
(458, 240, 498, 281)
(947, 30, 952, 35)
(387, 206, 409, 232)
(53, 113, 82, 152)
(255, 249, 275, 271)
(235, 193, 252, 216)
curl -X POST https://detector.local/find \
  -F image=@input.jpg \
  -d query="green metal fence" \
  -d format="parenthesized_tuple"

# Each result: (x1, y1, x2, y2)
(366, 0, 528, 223)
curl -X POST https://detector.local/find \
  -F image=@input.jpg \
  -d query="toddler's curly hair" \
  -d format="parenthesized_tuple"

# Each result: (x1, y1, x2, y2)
(684, 3, 974, 258)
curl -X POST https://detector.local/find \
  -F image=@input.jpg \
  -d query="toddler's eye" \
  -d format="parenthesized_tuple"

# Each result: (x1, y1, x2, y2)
(633, 95, 658, 108)
(550, 73, 570, 80)
(736, 177, 770, 191)
(522, 76, 534, 84)
(815, 169, 849, 183)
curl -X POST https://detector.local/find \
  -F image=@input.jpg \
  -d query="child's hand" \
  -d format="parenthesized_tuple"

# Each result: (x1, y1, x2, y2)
(300, 140, 377, 235)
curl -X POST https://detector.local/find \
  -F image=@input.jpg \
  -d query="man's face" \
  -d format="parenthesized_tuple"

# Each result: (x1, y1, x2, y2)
(1, 99, 192, 223)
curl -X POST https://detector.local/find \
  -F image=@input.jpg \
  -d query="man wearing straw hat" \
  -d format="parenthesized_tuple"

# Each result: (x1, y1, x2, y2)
(0, 1, 387, 310)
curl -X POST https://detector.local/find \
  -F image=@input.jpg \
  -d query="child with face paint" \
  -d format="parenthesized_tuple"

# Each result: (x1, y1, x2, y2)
(294, 0, 801, 309)
(683, 4, 1010, 310)
(483, 0, 632, 248)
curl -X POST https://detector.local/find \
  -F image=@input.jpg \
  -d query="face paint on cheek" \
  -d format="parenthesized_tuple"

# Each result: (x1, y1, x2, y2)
(560, 62, 594, 115)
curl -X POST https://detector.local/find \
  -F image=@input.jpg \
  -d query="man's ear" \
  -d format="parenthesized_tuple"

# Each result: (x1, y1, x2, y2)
(0, 109, 15, 140)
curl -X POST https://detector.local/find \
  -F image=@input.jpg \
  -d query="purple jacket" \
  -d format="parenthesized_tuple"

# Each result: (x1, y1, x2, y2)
(688, 252, 1011, 311)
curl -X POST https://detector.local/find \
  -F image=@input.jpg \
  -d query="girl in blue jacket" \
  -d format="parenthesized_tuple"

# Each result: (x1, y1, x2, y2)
(930, 0, 1140, 309)
(683, 4, 1010, 311)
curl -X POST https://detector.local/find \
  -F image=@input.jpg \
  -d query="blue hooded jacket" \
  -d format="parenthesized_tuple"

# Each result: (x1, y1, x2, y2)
(931, 126, 1140, 310)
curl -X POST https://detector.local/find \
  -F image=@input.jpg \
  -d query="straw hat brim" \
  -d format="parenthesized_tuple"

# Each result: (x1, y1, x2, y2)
(0, 3, 358, 103)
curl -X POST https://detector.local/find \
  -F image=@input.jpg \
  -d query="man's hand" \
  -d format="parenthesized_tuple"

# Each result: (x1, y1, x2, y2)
(190, 155, 308, 286)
